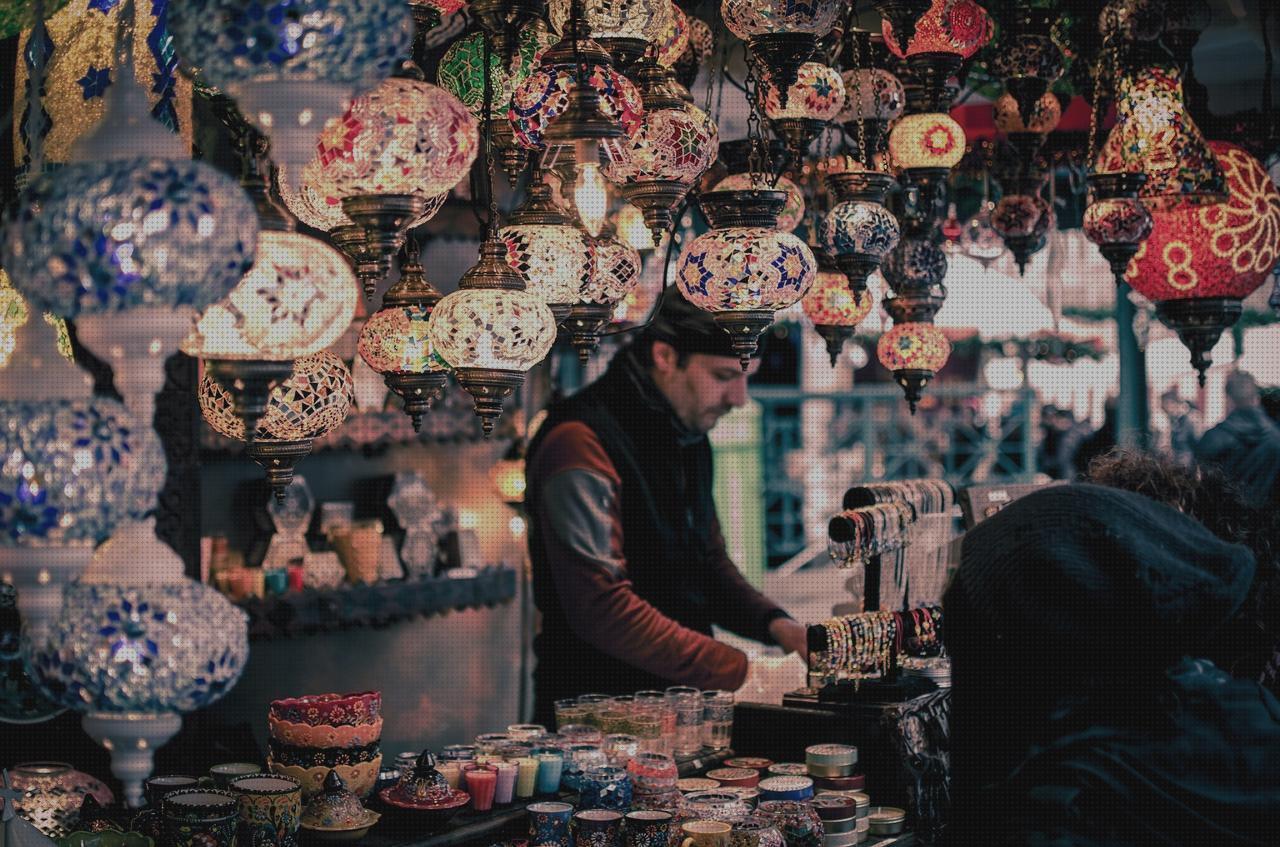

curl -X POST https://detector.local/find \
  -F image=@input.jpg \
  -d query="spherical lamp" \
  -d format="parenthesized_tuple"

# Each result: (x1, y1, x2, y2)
(500, 173, 596, 323)
(169, 0, 413, 174)
(657, 2, 691, 70)
(989, 14, 1064, 127)
(888, 111, 965, 172)
(822, 168, 901, 292)
(993, 91, 1061, 135)
(838, 66, 904, 158)
(762, 61, 845, 161)
(548, 0, 671, 71)
(803, 254, 875, 365)
(877, 321, 951, 412)
(676, 189, 816, 368)
(712, 173, 806, 233)
(1124, 141, 1280, 382)
(721, 0, 841, 95)
(508, 51, 644, 152)
(880, 0, 993, 66)
(565, 226, 642, 362)
(1084, 172, 1153, 279)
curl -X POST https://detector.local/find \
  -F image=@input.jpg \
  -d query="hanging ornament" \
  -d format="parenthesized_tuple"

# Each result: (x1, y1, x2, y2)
(713, 172, 807, 233)
(1084, 172, 1153, 280)
(604, 58, 718, 245)
(803, 251, 875, 366)
(1124, 141, 1280, 383)
(469, 0, 545, 62)
(676, 188, 817, 368)
(838, 66, 905, 159)
(565, 225, 642, 362)
(992, 183, 1053, 275)
(500, 170, 596, 323)
(888, 109, 965, 229)
(669, 12, 713, 90)
(656, 1, 690, 70)
(880, 0, 992, 102)
(821, 167, 900, 293)
(762, 61, 845, 163)
(989, 10, 1064, 128)
(548, 0, 671, 72)
(1098, 0, 1165, 43)
(722, 0, 842, 97)
(961, 201, 1004, 266)
(993, 90, 1061, 135)
(358, 238, 452, 432)
(876, 321, 950, 412)
(171, 0, 412, 174)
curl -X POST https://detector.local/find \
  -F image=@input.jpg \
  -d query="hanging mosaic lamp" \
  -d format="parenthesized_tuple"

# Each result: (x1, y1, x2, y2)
(762, 61, 845, 163)
(991, 183, 1052, 275)
(1124, 141, 1280, 383)
(656, 1, 690, 70)
(427, 237, 558, 436)
(876, 321, 950, 413)
(989, 10, 1064, 130)
(200, 352, 353, 498)
(171, 0, 411, 174)
(803, 251, 875, 366)
(500, 170, 596, 323)
(722, 0, 841, 98)
(821, 166, 900, 293)
(1084, 171, 1153, 280)
(879, 0, 992, 97)
(993, 90, 1061, 135)
(888, 109, 965, 228)
(604, 58, 718, 245)
(676, 188, 817, 368)
(1095, 61, 1226, 211)
(469, 0, 546, 61)
(565, 224, 642, 362)
(1097, 0, 1165, 44)
(548, 0, 671, 72)
(713, 171, 807, 233)
(838, 62, 905, 162)
(358, 238, 452, 432)
(669, 12, 713, 90)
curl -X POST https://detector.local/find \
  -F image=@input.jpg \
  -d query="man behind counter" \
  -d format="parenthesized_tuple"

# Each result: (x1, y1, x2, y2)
(525, 291, 808, 726)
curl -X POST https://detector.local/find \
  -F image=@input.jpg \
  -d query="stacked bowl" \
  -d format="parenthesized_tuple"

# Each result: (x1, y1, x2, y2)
(268, 692, 384, 798)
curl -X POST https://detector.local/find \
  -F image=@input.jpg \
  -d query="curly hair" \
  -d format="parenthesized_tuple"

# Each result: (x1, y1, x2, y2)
(1084, 448, 1280, 688)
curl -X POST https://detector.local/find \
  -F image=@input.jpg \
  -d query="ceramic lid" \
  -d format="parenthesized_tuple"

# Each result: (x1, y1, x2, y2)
(766, 763, 809, 777)
(723, 758, 773, 771)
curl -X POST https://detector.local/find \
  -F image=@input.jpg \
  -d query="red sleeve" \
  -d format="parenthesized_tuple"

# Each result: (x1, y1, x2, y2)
(529, 421, 750, 691)
(704, 513, 789, 644)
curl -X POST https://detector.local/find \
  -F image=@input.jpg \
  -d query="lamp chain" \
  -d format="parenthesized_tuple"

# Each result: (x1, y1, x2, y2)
(25, 0, 49, 177)
(482, 28, 498, 238)
(744, 48, 770, 184)
(850, 29, 868, 167)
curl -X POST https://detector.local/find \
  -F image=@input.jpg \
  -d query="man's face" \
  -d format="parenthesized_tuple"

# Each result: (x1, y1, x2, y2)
(650, 342, 760, 434)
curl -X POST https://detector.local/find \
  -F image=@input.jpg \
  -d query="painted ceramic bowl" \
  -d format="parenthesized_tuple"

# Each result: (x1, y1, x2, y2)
(268, 716, 383, 748)
(228, 775, 302, 847)
(298, 809, 379, 842)
(9, 762, 115, 838)
(161, 789, 239, 847)
(377, 787, 469, 831)
(268, 759, 382, 800)
(268, 740, 381, 769)
(269, 693, 381, 727)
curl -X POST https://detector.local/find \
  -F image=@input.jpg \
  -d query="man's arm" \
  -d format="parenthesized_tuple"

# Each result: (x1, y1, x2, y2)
(530, 422, 751, 691)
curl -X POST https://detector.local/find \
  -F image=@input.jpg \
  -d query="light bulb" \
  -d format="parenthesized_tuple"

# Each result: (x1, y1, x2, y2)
(575, 162, 610, 238)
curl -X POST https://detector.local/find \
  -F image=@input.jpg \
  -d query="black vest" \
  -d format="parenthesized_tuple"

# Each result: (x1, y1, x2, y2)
(526, 351, 722, 720)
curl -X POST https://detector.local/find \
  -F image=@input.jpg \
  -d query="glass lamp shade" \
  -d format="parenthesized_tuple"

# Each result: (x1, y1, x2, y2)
(200, 352, 354, 442)
(993, 91, 1061, 134)
(0, 0, 71, 39)
(721, 0, 841, 38)
(877, 321, 950, 371)
(1098, 0, 1165, 43)
(427, 289, 558, 372)
(1084, 196, 1153, 252)
(2, 159, 258, 319)
(803, 269, 874, 326)
(992, 194, 1049, 238)
(548, 0, 672, 43)
(359, 306, 450, 377)
(312, 78, 478, 201)
(182, 231, 358, 360)
(712, 174, 806, 233)
(837, 68, 905, 123)
(990, 31, 1064, 86)
(587, 232, 643, 304)
(1095, 65, 1226, 210)
(509, 63, 645, 150)
(500, 223, 596, 312)
(283, 163, 446, 232)
(1125, 141, 1280, 301)
(604, 102, 719, 185)
(438, 22, 556, 117)
(676, 228, 816, 312)
(888, 112, 966, 171)
(682, 16, 715, 68)
(762, 62, 845, 122)
(28, 579, 248, 714)
(961, 201, 1006, 263)
(822, 200, 901, 262)
(881, 0, 993, 59)
(169, 0, 412, 171)
(657, 2, 690, 68)
(882, 238, 948, 294)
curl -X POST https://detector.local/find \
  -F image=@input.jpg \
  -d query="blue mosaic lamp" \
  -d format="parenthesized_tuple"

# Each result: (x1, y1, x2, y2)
(169, 0, 413, 175)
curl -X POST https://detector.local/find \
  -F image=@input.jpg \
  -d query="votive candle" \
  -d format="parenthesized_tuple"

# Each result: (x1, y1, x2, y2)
(515, 757, 539, 798)
(465, 766, 498, 812)
(438, 762, 461, 790)
(494, 762, 517, 804)
(536, 752, 564, 794)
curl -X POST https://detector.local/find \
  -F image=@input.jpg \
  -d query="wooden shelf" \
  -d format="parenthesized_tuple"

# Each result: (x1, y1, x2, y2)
(234, 567, 517, 640)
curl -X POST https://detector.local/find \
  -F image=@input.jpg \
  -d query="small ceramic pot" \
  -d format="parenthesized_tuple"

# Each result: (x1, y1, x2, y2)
(755, 801, 824, 847)
(267, 741, 381, 769)
(527, 801, 574, 847)
(268, 693, 380, 728)
(300, 770, 377, 833)
(229, 775, 302, 847)
(267, 717, 383, 749)
(625, 810, 674, 847)
(267, 759, 381, 800)
(579, 766, 632, 812)
(162, 789, 238, 847)
(133, 775, 200, 841)
(680, 820, 731, 847)
(731, 816, 785, 847)
(803, 747, 856, 780)
(209, 764, 261, 790)
(574, 809, 624, 847)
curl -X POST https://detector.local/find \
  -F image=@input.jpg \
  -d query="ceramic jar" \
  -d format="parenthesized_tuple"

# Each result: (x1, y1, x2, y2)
(268, 693, 380, 727)
(8, 762, 114, 838)
(574, 809, 624, 847)
(162, 789, 238, 847)
(299, 769, 378, 834)
(527, 800, 574, 847)
(731, 816, 785, 847)
(679, 820, 731, 847)
(755, 801, 824, 847)
(132, 776, 200, 841)
(209, 764, 261, 790)
(229, 774, 302, 847)
(625, 810, 675, 847)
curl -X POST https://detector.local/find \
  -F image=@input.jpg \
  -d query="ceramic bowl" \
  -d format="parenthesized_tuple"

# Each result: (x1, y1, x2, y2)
(377, 787, 470, 832)
(298, 810, 379, 843)
(269, 693, 381, 728)
(268, 716, 383, 749)
(268, 759, 381, 799)
(268, 740, 381, 769)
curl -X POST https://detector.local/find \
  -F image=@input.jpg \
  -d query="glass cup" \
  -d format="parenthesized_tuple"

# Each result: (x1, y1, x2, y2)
(597, 708, 632, 735)
(604, 733, 640, 767)
(535, 752, 564, 795)
(577, 693, 612, 726)
(701, 690, 735, 750)
(555, 698, 590, 729)
(665, 687, 703, 757)
(515, 757, 540, 799)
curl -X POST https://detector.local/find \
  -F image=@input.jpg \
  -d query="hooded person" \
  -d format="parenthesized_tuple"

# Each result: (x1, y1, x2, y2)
(524, 290, 807, 727)
(944, 483, 1280, 846)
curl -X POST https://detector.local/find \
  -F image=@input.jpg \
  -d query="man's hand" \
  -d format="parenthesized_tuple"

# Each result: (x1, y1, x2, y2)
(769, 616, 809, 666)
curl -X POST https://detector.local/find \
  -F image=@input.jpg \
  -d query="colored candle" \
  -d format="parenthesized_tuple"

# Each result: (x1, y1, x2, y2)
(515, 757, 539, 798)
(438, 762, 461, 790)
(536, 753, 564, 794)
(494, 762, 517, 804)
(465, 768, 498, 812)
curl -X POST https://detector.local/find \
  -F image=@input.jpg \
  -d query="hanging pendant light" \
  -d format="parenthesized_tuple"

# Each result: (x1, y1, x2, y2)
(991, 178, 1052, 276)
(803, 251, 875, 366)
(470, 0, 548, 61)
(879, 0, 992, 103)
(990, 9, 1064, 128)
(722, 0, 842, 97)
(358, 237, 452, 432)
(677, 188, 817, 368)
(838, 54, 905, 163)
(876, 320, 950, 413)
(822, 167, 900, 293)
(565, 224, 642, 362)
(604, 57, 718, 245)
(548, 0, 672, 73)
(501, 169, 596, 323)
(1084, 171, 1153, 280)
(763, 61, 846, 163)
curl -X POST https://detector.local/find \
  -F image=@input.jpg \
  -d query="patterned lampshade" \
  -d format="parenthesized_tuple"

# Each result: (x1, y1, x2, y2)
(881, 0, 993, 59)
(762, 62, 846, 122)
(200, 352, 354, 442)
(888, 112, 966, 171)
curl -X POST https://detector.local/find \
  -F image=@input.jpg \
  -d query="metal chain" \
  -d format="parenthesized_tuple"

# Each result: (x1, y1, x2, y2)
(871, 67, 888, 171)
(850, 29, 868, 168)
(744, 47, 771, 184)
(703, 13, 721, 118)
(482, 28, 498, 236)
(1088, 31, 1116, 168)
